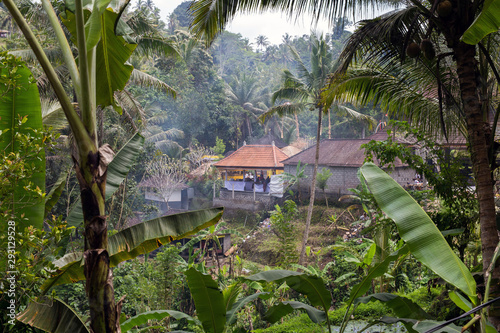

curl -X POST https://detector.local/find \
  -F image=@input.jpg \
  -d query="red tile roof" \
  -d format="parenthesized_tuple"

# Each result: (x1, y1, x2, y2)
(214, 145, 289, 169)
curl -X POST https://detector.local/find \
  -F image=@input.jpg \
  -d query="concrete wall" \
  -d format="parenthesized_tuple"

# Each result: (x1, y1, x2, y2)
(284, 164, 415, 196)
(213, 189, 282, 211)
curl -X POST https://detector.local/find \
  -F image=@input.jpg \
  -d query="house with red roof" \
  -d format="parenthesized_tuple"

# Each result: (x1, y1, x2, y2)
(213, 142, 289, 210)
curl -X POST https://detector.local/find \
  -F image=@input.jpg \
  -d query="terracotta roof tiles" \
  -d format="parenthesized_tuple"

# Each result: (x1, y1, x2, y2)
(214, 145, 289, 169)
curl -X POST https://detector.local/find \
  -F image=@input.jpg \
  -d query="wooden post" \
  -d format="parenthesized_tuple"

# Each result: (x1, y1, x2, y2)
(253, 184, 256, 202)
(213, 181, 216, 199)
(232, 183, 235, 199)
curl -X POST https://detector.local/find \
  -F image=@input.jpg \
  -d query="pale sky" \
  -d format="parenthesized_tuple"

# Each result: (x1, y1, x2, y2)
(153, 0, 396, 46)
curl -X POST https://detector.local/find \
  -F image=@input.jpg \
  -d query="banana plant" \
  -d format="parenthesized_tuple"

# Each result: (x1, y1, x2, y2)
(183, 268, 333, 333)
(17, 208, 223, 331)
(356, 163, 500, 333)
(1, 1, 210, 332)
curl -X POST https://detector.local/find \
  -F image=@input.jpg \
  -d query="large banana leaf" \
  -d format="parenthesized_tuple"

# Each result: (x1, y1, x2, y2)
(16, 298, 89, 333)
(265, 301, 327, 323)
(62, 7, 136, 112)
(360, 163, 477, 300)
(66, 132, 144, 226)
(185, 267, 226, 333)
(226, 292, 270, 325)
(40, 252, 84, 293)
(461, 0, 500, 45)
(244, 270, 331, 312)
(41, 208, 223, 292)
(0, 60, 44, 230)
(121, 310, 197, 332)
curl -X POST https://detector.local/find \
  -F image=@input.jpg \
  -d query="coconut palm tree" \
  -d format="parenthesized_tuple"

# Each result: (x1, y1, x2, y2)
(261, 34, 375, 265)
(255, 34, 269, 52)
(189, 0, 500, 327)
(225, 72, 266, 139)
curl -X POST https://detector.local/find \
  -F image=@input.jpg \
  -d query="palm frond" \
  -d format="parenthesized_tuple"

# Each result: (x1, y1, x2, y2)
(114, 90, 146, 127)
(129, 69, 177, 98)
(9, 48, 63, 64)
(135, 37, 179, 58)
(37, 65, 70, 97)
(288, 46, 312, 86)
(260, 102, 305, 122)
(41, 99, 68, 130)
(146, 129, 185, 142)
(272, 86, 310, 104)
(332, 104, 377, 130)
(336, 6, 424, 73)
(148, 114, 170, 126)
(155, 140, 184, 157)
(190, 0, 398, 44)
(325, 65, 465, 136)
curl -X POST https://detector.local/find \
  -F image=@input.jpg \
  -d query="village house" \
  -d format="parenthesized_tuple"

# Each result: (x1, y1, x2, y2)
(213, 142, 289, 210)
(282, 128, 470, 199)
(282, 131, 415, 198)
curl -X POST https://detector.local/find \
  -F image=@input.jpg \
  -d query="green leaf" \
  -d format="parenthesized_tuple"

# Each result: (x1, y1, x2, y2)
(360, 163, 476, 300)
(41, 208, 223, 292)
(85, 0, 114, 49)
(45, 170, 69, 216)
(461, 0, 500, 45)
(66, 132, 144, 226)
(226, 292, 270, 325)
(96, 9, 136, 111)
(108, 208, 223, 266)
(354, 293, 430, 320)
(348, 246, 409, 306)
(62, 8, 136, 111)
(0, 61, 44, 230)
(16, 298, 89, 332)
(244, 270, 332, 315)
(185, 267, 226, 333)
(40, 252, 85, 293)
(448, 291, 472, 313)
(369, 316, 418, 333)
(412, 320, 462, 333)
(264, 301, 326, 324)
(121, 310, 196, 332)
(223, 282, 242, 317)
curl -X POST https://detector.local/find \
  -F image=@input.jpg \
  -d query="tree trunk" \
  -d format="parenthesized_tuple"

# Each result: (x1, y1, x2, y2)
(295, 113, 300, 140)
(299, 108, 322, 264)
(454, 41, 500, 329)
(75, 146, 120, 333)
(328, 108, 331, 139)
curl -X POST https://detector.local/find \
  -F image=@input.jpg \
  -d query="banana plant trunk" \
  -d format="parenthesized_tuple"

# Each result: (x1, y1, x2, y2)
(299, 107, 322, 264)
(75, 145, 120, 333)
(454, 41, 500, 329)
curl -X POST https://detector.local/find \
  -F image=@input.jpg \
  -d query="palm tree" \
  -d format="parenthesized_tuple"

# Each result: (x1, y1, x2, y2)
(255, 34, 269, 52)
(261, 34, 374, 265)
(189, 0, 500, 327)
(282, 33, 292, 45)
(225, 72, 266, 140)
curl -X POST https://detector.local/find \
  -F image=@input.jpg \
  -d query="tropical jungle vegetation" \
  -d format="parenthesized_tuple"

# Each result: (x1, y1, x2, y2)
(1, 0, 500, 332)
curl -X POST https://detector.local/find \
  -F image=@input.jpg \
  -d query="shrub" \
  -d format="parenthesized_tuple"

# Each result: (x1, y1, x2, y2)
(253, 314, 324, 333)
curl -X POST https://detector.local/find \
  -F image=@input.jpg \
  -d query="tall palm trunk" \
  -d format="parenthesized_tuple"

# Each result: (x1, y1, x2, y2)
(299, 107, 322, 264)
(454, 42, 500, 328)
(295, 114, 300, 140)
